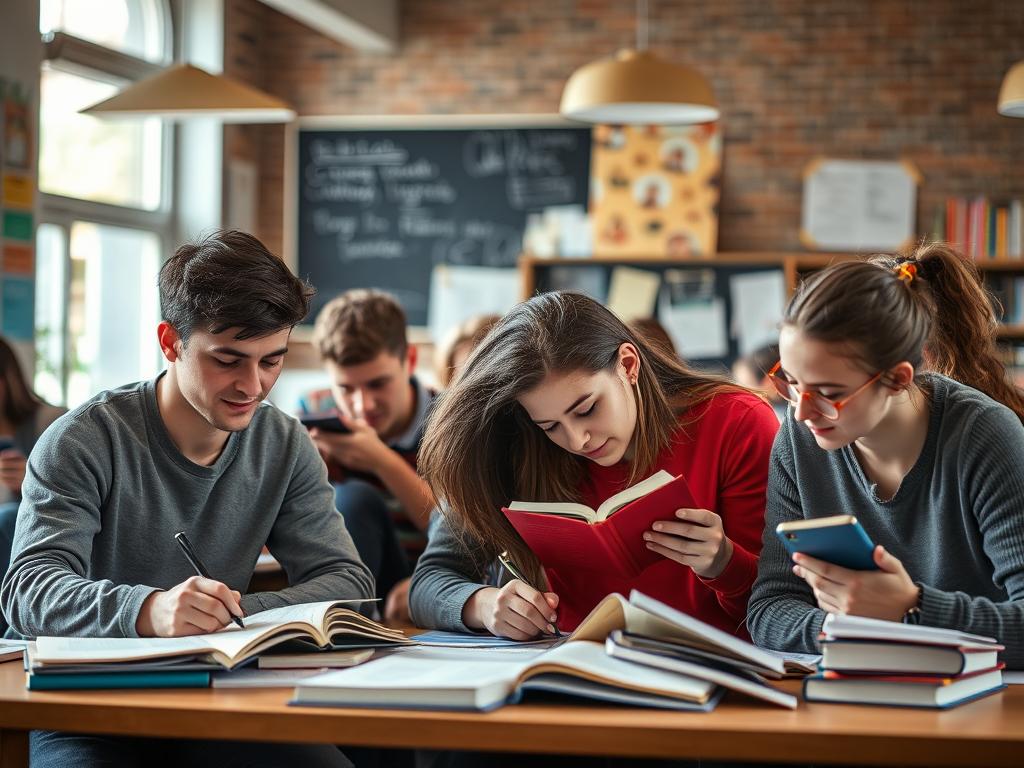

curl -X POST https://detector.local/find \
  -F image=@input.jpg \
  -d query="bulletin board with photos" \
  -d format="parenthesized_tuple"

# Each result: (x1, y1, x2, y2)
(529, 257, 788, 371)
(589, 122, 722, 259)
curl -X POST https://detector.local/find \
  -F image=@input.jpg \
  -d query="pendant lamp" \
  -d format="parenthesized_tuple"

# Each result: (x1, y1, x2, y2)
(80, 63, 295, 123)
(560, 0, 718, 125)
(998, 61, 1024, 118)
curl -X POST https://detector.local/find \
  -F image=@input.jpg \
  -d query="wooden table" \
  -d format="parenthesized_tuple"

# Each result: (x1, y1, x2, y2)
(0, 660, 1021, 767)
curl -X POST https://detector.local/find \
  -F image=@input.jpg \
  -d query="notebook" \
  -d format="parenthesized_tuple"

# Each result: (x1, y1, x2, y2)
(32, 600, 409, 671)
(502, 471, 696, 578)
(292, 641, 718, 712)
(570, 590, 787, 677)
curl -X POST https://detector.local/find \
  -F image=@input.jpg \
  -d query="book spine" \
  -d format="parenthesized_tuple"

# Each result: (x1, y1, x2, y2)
(27, 671, 211, 690)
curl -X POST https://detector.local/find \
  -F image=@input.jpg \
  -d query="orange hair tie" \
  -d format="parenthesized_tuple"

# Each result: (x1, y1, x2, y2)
(895, 262, 917, 284)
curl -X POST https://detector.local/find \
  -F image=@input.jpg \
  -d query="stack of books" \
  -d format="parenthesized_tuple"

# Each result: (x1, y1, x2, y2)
(292, 591, 801, 711)
(803, 614, 1005, 709)
(25, 600, 408, 690)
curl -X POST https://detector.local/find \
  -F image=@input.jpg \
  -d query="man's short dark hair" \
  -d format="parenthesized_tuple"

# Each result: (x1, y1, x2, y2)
(159, 230, 314, 343)
(312, 289, 408, 367)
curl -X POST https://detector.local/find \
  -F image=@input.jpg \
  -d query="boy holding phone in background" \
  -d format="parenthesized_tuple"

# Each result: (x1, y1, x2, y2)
(309, 290, 436, 622)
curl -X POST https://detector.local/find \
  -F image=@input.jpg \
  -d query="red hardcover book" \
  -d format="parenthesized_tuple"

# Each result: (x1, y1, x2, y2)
(501, 471, 696, 578)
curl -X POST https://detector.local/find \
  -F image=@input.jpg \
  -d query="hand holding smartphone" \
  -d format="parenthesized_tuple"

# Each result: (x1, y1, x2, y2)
(299, 411, 351, 434)
(776, 514, 878, 571)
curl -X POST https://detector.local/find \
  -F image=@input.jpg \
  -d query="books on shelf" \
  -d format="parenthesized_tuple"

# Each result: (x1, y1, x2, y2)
(501, 470, 695, 578)
(803, 614, 1005, 709)
(941, 196, 1024, 261)
(30, 600, 407, 678)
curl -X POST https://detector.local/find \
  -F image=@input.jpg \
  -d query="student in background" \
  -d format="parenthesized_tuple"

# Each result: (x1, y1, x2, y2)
(0, 338, 65, 588)
(434, 314, 500, 388)
(310, 290, 435, 622)
(747, 244, 1024, 669)
(2, 231, 370, 767)
(630, 317, 677, 358)
(410, 291, 778, 640)
(732, 343, 788, 421)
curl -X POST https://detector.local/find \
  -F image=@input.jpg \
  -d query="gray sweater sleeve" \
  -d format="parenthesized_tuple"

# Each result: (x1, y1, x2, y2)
(746, 419, 827, 652)
(1, 414, 155, 638)
(240, 430, 374, 615)
(918, 406, 1024, 667)
(409, 509, 494, 632)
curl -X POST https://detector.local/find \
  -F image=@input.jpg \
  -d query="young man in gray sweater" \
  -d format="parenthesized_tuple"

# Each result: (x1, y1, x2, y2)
(1, 231, 372, 768)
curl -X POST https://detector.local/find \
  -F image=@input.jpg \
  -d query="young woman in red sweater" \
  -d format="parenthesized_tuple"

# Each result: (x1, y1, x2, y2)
(410, 291, 778, 638)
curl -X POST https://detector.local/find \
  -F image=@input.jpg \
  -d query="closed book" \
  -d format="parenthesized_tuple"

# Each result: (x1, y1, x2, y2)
(258, 648, 374, 669)
(821, 640, 999, 676)
(27, 670, 211, 691)
(821, 613, 1002, 650)
(501, 471, 695, 578)
(803, 666, 1005, 709)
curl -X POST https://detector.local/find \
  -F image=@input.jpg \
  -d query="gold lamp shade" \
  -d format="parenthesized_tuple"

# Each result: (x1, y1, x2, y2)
(560, 48, 718, 125)
(999, 61, 1024, 117)
(80, 64, 295, 123)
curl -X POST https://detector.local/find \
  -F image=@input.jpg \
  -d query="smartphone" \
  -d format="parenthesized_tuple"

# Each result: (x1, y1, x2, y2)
(0, 438, 15, 454)
(298, 412, 351, 434)
(776, 514, 878, 571)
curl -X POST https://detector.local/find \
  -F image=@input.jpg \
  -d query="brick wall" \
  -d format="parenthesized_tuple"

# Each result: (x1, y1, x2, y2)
(224, 0, 1023, 257)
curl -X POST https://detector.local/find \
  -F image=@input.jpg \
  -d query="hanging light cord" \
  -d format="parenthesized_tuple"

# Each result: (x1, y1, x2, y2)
(636, 0, 649, 51)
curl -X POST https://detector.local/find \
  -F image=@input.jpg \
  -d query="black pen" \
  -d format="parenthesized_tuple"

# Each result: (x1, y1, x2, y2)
(174, 531, 245, 629)
(498, 550, 561, 637)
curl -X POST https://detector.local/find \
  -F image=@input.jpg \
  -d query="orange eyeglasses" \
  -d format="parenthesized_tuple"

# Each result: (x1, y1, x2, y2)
(767, 362, 883, 420)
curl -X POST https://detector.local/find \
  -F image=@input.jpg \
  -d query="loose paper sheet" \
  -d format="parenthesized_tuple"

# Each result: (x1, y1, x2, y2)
(607, 266, 660, 321)
(729, 271, 786, 355)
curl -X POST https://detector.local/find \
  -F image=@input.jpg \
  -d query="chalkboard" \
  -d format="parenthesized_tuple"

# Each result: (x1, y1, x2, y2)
(297, 126, 592, 326)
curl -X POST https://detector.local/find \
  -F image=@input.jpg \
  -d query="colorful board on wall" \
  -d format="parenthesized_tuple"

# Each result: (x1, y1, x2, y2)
(589, 123, 722, 259)
(0, 77, 36, 341)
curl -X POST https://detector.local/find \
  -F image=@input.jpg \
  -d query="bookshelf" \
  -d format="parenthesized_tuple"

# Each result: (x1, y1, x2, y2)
(518, 252, 860, 301)
(519, 252, 1024, 382)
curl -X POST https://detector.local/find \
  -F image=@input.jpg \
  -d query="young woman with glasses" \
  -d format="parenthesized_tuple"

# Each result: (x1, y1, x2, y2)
(747, 243, 1024, 668)
(409, 291, 779, 640)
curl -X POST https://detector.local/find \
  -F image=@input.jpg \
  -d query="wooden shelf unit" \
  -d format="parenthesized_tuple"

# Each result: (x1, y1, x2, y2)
(518, 252, 861, 301)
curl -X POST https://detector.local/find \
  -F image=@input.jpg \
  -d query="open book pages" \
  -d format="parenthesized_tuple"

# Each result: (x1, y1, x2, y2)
(822, 613, 1002, 649)
(606, 635, 798, 709)
(569, 591, 785, 676)
(506, 470, 675, 523)
(33, 600, 409, 671)
(292, 641, 716, 711)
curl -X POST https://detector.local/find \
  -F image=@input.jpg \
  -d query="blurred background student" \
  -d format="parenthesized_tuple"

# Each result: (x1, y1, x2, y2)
(434, 314, 500, 388)
(0, 337, 65, 633)
(630, 317, 678, 359)
(733, 342, 787, 421)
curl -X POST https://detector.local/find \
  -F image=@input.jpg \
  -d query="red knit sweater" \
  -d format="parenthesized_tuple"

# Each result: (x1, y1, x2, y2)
(544, 391, 779, 638)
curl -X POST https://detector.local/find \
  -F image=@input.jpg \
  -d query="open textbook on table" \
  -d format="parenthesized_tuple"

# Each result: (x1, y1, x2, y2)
(32, 600, 409, 672)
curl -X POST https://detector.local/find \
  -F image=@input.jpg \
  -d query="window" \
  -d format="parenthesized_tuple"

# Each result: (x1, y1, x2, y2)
(36, 0, 172, 407)
(40, 0, 170, 65)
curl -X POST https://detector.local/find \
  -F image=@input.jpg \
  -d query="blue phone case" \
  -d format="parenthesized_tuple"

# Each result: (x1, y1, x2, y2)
(776, 518, 878, 571)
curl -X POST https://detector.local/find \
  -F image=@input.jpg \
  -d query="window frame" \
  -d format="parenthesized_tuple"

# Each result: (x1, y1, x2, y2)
(37, 1, 176, 404)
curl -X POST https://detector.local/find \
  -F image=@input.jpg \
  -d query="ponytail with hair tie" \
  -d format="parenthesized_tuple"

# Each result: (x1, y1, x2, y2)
(895, 262, 917, 284)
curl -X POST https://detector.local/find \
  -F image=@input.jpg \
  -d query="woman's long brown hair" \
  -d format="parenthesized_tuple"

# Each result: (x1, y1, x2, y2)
(785, 242, 1024, 422)
(0, 337, 41, 427)
(418, 291, 747, 582)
